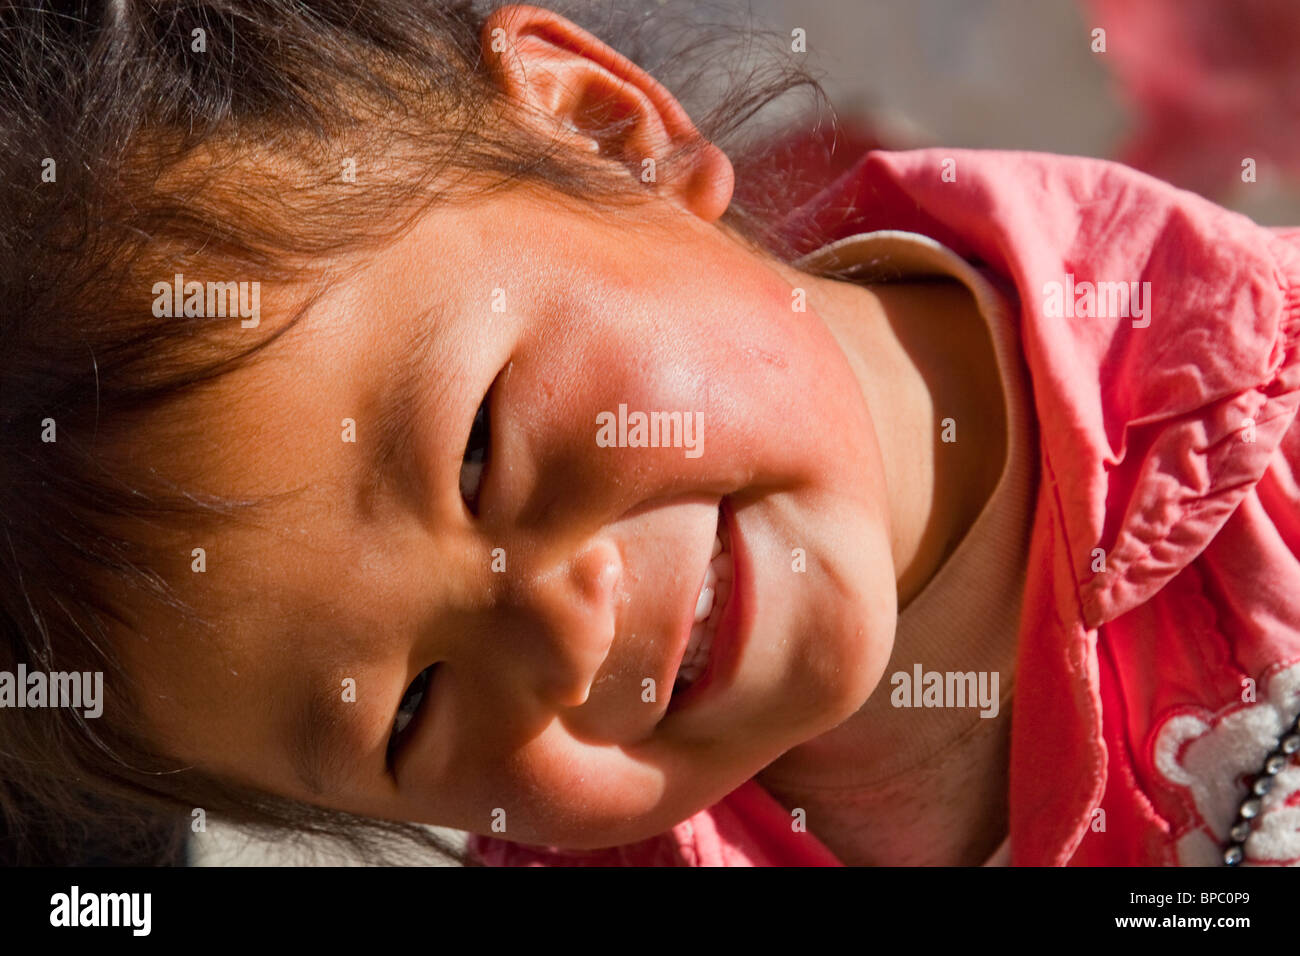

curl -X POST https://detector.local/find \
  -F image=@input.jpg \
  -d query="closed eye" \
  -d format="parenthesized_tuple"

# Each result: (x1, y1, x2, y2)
(458, 387, 491, 514)
(388, 663, 436, 765)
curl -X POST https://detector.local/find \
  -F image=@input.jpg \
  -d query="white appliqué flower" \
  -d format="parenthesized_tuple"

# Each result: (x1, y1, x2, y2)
(1153, 661, 1300, 866)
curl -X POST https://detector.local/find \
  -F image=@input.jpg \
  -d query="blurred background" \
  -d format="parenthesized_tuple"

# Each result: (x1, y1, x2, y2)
(743, 0, 1300, 224)
(11, 0, 1298, 867)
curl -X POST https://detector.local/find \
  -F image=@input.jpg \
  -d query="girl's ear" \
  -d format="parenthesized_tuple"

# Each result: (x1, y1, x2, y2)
(480, 3, 734, 222)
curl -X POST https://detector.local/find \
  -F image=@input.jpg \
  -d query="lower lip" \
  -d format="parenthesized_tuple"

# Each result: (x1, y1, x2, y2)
(665, 498, 753, 714)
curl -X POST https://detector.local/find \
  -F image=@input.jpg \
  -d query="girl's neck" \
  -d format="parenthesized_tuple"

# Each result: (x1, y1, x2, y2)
(758, 261, 1012, 863)
(770, 263, 1007, 605)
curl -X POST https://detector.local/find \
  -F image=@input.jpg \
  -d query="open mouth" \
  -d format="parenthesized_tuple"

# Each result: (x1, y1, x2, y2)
(673, 503, 733, 696)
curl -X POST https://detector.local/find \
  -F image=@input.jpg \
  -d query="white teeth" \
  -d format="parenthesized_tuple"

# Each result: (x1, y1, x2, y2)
(694, 583, 715, 623)
(677, 516, 733, 692)
(678, 618, 713, 684)
(693, 559, 718, 622)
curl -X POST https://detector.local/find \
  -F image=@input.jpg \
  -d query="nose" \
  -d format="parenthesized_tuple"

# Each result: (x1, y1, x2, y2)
(497, 534, 623, 709)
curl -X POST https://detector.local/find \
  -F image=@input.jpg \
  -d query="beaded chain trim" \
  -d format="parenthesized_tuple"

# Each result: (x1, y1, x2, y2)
(1222, 709, 1300, 866)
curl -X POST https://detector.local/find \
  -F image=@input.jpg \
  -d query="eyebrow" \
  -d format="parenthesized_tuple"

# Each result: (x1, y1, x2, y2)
(287, 677, 362, 798)
(367, 306, 450, 501)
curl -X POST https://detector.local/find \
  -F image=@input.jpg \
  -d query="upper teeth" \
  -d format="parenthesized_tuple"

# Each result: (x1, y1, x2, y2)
(678, 521, 733, 689)
(693, 560, 717, 623)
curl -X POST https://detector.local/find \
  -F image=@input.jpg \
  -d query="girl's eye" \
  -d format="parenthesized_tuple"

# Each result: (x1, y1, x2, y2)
(458, 389, 491, 513)
(389, 664, 436, 758)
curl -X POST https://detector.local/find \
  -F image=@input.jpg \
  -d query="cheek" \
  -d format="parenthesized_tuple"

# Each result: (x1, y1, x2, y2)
(571, 290, 864, 465)
(463, 727, 678, 847)
(799, 533, 899, 724)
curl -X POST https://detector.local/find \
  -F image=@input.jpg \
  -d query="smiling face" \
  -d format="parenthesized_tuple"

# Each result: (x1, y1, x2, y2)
(107, 4, 901, 851)
(117, 184, 899, 849)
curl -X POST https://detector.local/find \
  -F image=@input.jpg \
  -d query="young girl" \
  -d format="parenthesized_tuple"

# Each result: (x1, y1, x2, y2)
(3, 0, 1298, 868)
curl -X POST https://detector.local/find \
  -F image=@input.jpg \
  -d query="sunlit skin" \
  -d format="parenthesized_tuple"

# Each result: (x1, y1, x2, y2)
(113, 5, 1008, 855)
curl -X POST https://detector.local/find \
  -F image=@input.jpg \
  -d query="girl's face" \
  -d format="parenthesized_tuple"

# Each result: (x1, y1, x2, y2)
(121, 184, 900, 849)
(116, 3, 902, 850)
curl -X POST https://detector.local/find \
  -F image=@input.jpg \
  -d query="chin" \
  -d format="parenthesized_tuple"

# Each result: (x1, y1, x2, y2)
(785, 620, 894, 743)
(792, 542, 898, 728)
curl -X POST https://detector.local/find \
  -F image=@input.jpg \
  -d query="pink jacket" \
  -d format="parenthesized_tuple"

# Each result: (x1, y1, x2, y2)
(470, 149, 1300, 866)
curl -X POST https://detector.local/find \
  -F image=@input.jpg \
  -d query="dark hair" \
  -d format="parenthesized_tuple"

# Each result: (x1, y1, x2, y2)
(0, 0, 836, 865)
